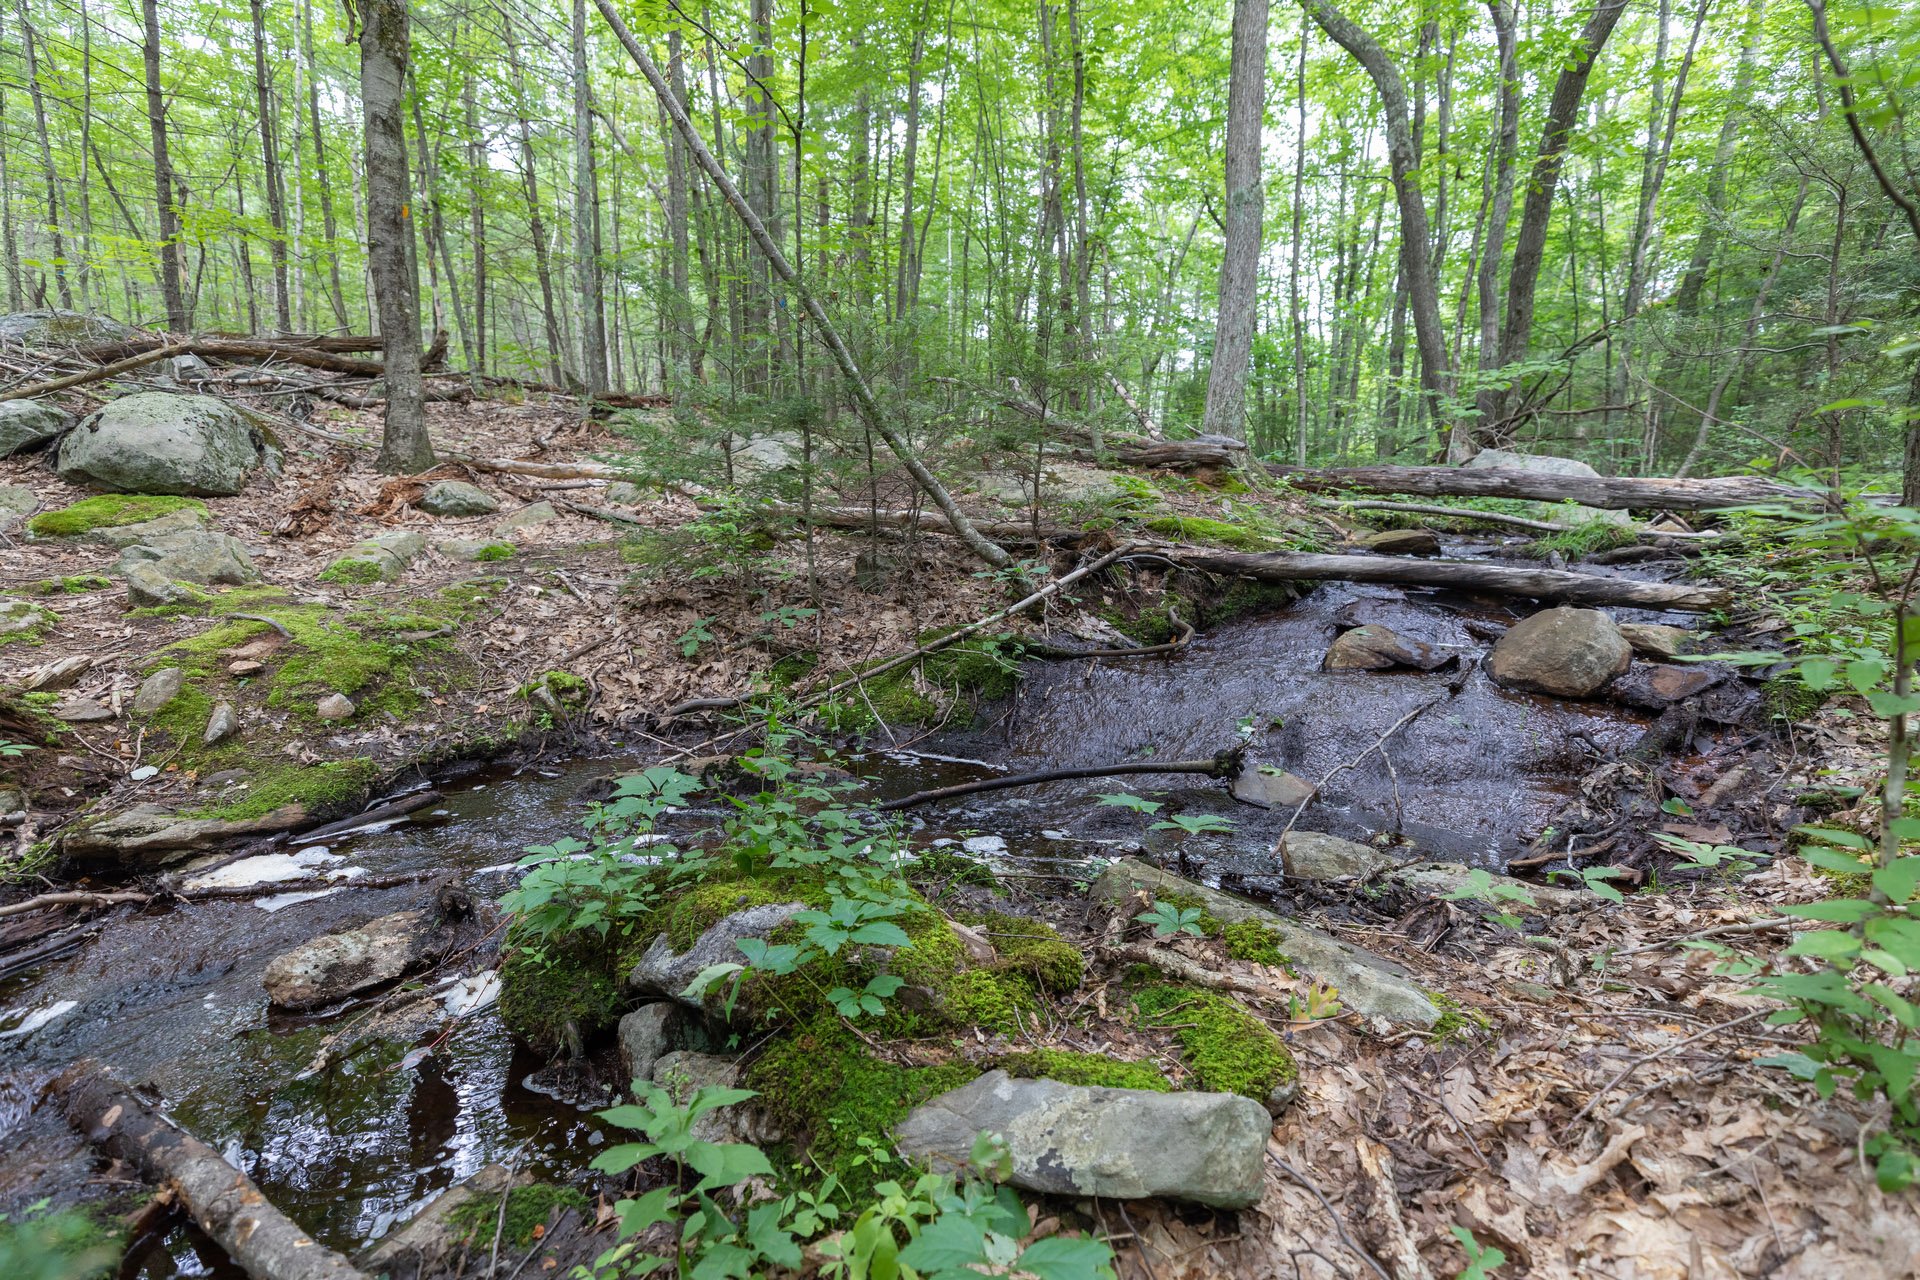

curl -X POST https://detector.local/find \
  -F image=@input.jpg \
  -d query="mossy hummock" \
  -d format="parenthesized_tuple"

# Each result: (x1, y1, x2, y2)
(26, 494, 205, 539)
(1133, 983, 1296, 1101)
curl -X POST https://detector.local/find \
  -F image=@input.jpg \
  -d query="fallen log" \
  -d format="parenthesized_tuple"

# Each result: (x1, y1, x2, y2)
(58, 1060, 371, 1280)
(294, 789, 442, 843)
(877, 748, 1243, 811)
(1133, 543, 1732, 612)
(0, 341, 192, 401)
(748, 501, 1084, 546)
(69, 331, 450, 378)
(1267, 463, 1819, 512)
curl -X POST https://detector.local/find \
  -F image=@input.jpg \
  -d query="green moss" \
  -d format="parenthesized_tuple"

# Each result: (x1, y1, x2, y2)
(907, 848, 1004, 895)
(25, 495, 204, 538)
(318, 558, 387, 585)
(1425, 992, 1493, 1045)
(1133, 984, 1295, 1101)
(474, 542, 516, 562)
(24, 574, 115, 596)
(998, 1048, 1169, 1092)
(1764, 673, 1828, 724)
(183, 759, 379, 822)
(1141, 514, 1282, 552)
(1154, 891, 1222, 938)
(942, 968, 1041, 1033)
(0, 1202, 122, 1280)
(957, 910, 1085, 993)
(498, 927, 649, 1055)
(662, 875, 814, 952)
(748, 1019, 981, 1199)
(448, 1184, 590, 1249)
(1521, 519, 1638, 560)
(1222, 920, 1294, 968)
(822, 638, 1023, 732)
(1189, 578, 1301, 629)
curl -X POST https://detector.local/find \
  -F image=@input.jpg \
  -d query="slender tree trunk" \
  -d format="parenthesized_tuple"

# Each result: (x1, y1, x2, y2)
(1673, 0, 1762, 317)
(464, 70, 487, 372)
(744, 0, 778, 392)
(1474, 0, 1519, 436)
(142, 0, 188, 330)
(1200, 0, 1269, 443)
(503, 22, 569, 387)
(409, 75, 470, 367)
(357, 0, 433, 474)
(571, 0, 609, 393)
(1288, 19, 1309, 465)
(302, 0, 350, 329)
(665, 29, 693, 373)
(895, 10, 928, 325)
(0, 8, 20, 312)
(249, 0, 291, 332)
(18, 8, 72, 310)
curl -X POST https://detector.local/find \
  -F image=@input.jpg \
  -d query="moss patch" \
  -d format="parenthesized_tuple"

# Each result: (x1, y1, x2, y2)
(998, 1048, 1169, 1092)
(747, 1019, 981, 1199)
(25, 494, 204, 538)
(448, 1184, 589, 1249)
(24, 574, 115, 596)
(957, 910, 1085, 993)
(498, 926, 651, 1055)
(1222, 920, 1294, 969)
(317, 558, 388, 585)
(1141, 514, 1283, 552)
(1426, 992, 1493, 1045)
(819, 637, 1023, 732)
(1764, 673, 1827, 724)
(183, 759, 379, 822)
(907, 847, 1004, 896)
(1134, 984, 1295, 1101)
(475, 542, 516, 562)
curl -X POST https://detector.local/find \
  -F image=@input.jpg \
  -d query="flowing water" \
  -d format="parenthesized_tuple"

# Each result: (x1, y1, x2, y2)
(0, 561, 1699, 1270)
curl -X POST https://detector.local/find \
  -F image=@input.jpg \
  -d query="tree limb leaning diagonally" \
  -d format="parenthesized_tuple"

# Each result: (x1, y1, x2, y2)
(592, 0, 1012, 569)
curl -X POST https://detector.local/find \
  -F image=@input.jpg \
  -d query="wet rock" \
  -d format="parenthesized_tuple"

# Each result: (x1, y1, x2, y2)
(1611, 662, 1725, 712)
(628, 902, 808, 1009)
(492, 501, 557, 538)
(1361, 528, 1441, 556)
(0, 399, 71, 455)
(417, 479, 498, 516)
(316, 693, 356, 721)
(1325, 624, 1451, 672)
(1282, 831, 1393, 880)
(1395, 860, 1589, 911)
(132, 666, 185, 716)
(1091, 859, 1439, 1028)
(0, 484, 35, 525)
(0, 598, 49, 636)
(117, 530, 257, 587)
(53, 697, 113, 723)
(262, 909, 449, 1011)
(893, 1070, 1270, 1209)
(56, 392, 277, 495)
(325, 529, 426, 583)
(1617, 622, 1695, 660)
(1230, 766, 1316, 810)
(619, 1003, 691, 1084)
(122, 561, 200, 607)
(605, 480, 645, 505)
(358, 1165, 533, 1274)
(0, 309, 137, 347)
(0, 784, 24, 815)
(1462, 448, 1631, 525)
(1487, 607, 1630, 698)
(61, 801, 310, 867)
(203, 702, 238, 745)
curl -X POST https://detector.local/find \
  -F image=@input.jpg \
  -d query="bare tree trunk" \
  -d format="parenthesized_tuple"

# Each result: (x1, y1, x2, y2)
(1672, 0, 1762, 316)
(18, 7, 71, 310)
(0, 8, 20, 312)
(895, 8, 929, 324)
(299, 0, 350, 329)
(744, 0, 778, 392)
(571, 0, 609, 394)
(357, 0, 432, 474)
(503, 20, 569, 387)
(665, 29, 693, 373)
(1289, 20, 1309, 465)
(249, 0, 291, 332)
(142, 0, 188, 330)
(464, 70, 487, 372)
(409, 76, 471, 368)
(1200, 0, 1269, 443)
(1473, 0, 1519, 438)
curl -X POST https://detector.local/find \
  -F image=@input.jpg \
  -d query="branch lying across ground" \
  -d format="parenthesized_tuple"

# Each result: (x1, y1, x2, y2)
(58, 1060, 372, 1280)
(1311, 496, 1718, 539)
(876, 748, 1241, 811)
(1133, 543, 1733, 612)
(1266, 462, 1819, 511)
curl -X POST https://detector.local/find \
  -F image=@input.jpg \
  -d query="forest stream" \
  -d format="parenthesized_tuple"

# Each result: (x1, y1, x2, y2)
(0, 551, 1726, 1276)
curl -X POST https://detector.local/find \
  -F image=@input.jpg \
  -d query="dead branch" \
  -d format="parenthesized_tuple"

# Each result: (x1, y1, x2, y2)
(877, 747, 1242, 811)
(0, 889, 150, 920)
(1268, 462, 1818, 512)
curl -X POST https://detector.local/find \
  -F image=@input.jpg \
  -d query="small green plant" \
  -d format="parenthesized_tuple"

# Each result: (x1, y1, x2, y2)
(678, 616, 717, 658)
(1149, 813, 1236, 837)
(1442, 869, 1538, 929)
(1449, 1225, 1508, 1279)
(0, 741, 33, 759)
(1094, 792, 1161, 815)
(474, 542, 516, 562)
(1134, 901, 1208, 938)
(1651, 832, 1758, 876)
(1547, 864, 1631, 902)
(0, 1201, 118, 1280)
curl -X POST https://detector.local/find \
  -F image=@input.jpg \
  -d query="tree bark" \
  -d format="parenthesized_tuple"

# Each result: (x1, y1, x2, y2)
(1265, 462, 1816, 511)
(463, 70, 486, 372)
(141, 0, 188, 331)
(16, 8, 71, 311)
(301, 0, 351, 330)
(59, 1061, 370, 1280)
(1473, 0, 1520, 441)
(249, 0, 291, 333)
(1200, 0, 1269, 442)
(502, 20, 570, 389)
(595, 0, 1012, 569)
(664, 29, 693, 372)
(571, 0, 609, 394)
(1143, 544, 1731, 611)
(356, 0, 432, 474)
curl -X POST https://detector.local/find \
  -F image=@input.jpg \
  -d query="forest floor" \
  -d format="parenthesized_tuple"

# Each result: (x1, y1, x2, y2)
(4, 385, 1918, 1279)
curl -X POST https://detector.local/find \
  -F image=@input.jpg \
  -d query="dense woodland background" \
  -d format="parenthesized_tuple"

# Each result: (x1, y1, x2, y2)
(1, 0, 1916, 482)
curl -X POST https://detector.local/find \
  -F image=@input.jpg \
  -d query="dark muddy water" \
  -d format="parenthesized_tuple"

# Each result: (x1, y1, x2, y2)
(0, 560, 1692, 1269)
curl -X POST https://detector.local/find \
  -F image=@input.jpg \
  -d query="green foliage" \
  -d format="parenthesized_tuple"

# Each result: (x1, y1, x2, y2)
(1222, 920, 1294, 968)
(1132, 984, 1296, 1101)
(1135, 901, 1208, 938)
(1524, 519, 1638, 560)
(449, 1184, 590, 1249)
(0, 1203, 118, 1280)
(1450, 1226, 1508, 1280)
(1442, 869, 1539, 929)
(954, 910, 1085, 992)
(25, 495, 204, 538)
(474, 542, 516, 561)
(24, 574, 115, 595)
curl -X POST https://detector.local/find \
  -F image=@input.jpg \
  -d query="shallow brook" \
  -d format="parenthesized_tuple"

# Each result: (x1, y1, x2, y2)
(0, 565, 1708, 1269)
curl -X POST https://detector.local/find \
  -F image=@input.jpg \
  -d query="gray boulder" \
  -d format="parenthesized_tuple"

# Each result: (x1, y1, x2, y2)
(123, 562, 201, 607)
(605, 481, 645, 505)
(263, 909, 448, 1011)
(619, 1003, 692, 1084)
(1282, 831, 1393, 880)
(1462, 449, 1630, 525)
(132, 667, 185, 716)
(166, 353, 213, 384)
(56, 392, 277, 495)
(1617, 622, 1694, 660)
(1488, 607, 1631, 698)
(1230, 766, 1316, 810)
(629, 902, 807, 1010)
(651, 1051, 781, 1145)
(325, 529, 426, 583)
(0, 310, 137, 347)
(0, 400, 71, 455)
(894, 1070, 1270, 1209)
(1325, 624, 1451, 672)
(204, 702, 238, 745)
(1361, 528, 1440, 556)
(729, 433, 802, 476)
(38, 503, 210, 550)
(492, 502, 558, 538)
(117, 530, 257, 587)
(0, 484, 35, 525)
(1091, 858, 1439, 1028)
(1611, 662, 1724, 711)
(418, 480, 498, 517)
(0, 598, 49, 637)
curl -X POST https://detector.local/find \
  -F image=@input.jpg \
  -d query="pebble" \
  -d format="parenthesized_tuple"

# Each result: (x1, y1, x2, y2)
(203, 702, 238, 745)
(316, 692, 355, 720)
(129, 765, 159, 782)
(228, 659, 265, 677)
